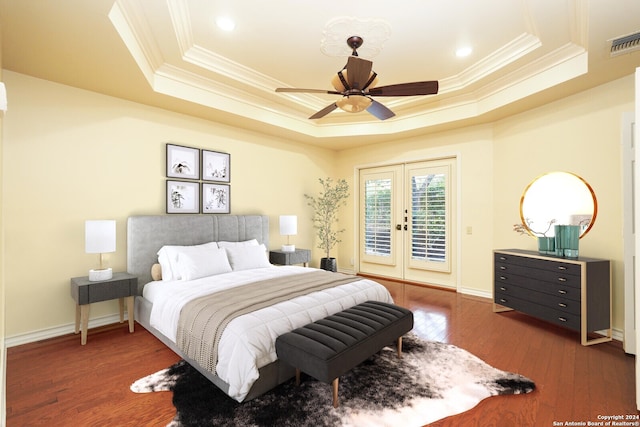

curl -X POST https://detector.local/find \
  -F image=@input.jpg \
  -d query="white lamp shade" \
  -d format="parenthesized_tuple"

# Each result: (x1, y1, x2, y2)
(279, 215, 297, 236)
(85, 220, 116, 253)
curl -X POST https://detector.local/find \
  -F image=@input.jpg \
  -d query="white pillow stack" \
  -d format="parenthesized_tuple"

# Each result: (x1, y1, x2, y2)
(224, 244, 271, 271)
(156, 239, 271, 281)
(157, 242, 218, 281)
(177, 245, 232, 281)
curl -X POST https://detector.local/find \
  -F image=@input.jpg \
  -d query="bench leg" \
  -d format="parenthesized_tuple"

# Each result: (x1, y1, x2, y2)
(397, 336, 403, 358)
(332, 378, 339, 408)
(295, 368, 301, 386)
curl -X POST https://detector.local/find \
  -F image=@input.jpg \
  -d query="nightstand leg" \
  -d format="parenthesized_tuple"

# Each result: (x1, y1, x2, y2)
(125, 296, 135, 333)
(118, 298, 125, 323)
(80, 304, 89, 345)
(74, 303, 80, 334)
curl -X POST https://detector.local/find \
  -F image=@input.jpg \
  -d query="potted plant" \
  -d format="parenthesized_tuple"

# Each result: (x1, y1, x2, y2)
(304, 177, 350, 271)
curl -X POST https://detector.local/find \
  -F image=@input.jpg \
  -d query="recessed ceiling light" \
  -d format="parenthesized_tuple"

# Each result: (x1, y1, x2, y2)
(456, 46, 473, 57)
(216, 16, 235, 32)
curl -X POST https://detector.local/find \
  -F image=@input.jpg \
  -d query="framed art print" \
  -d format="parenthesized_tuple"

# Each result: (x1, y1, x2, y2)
(202, 150, 230, 182)
(167, 144, 200, 180)
(166, 180, 200, 213)
(202, 183, 230, 214)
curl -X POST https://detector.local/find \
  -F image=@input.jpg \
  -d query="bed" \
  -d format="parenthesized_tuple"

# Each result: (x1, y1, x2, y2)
(128, 214, 393, 402)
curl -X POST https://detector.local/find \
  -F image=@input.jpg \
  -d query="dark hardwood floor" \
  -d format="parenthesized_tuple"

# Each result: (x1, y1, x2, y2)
(6, 281, 637, 426)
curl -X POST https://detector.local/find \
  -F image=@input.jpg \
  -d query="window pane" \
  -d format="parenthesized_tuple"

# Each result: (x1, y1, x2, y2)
(364, 178, 392, 256)
(411, 173, 446, 262)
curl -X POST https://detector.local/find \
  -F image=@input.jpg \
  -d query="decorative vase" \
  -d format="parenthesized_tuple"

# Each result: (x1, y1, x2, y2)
(537, 237, 555, 255)
(554, 225, 580, 258)
(320, 257, 337, 272)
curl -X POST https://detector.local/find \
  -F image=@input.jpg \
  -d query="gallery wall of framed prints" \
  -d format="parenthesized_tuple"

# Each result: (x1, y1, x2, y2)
(165, 143, 231, 214)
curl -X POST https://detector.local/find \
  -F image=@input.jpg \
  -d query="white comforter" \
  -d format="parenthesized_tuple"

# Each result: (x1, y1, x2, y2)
(144, 265, 393, 401)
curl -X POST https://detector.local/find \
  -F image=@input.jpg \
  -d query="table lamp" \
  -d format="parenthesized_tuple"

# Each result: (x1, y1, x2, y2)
(85, 220, 116, 281)
(279, 215, 297, 252)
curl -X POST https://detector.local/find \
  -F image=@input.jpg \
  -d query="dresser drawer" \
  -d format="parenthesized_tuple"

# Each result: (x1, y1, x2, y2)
(495, 263, 581, 289)
(495, 252, 581, 276)
(495, 272, 581, 301)
(495, 285, 580, 315)
(494, 292, 580, 331)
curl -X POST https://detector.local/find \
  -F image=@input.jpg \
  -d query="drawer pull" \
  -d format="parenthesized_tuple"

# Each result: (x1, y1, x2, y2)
(558, 317, 568, 322)
(558, 277, 567, 282)
(499, 266, 506, 270)
(499, 276, 507, 281)
(557, 266, 567, 271)
(558, 303, 567, 308)
(499, 256, 506, 261)
(558, 289, 567, 295)
(499, 298, 507, 303)
(500, 287, 507, 291)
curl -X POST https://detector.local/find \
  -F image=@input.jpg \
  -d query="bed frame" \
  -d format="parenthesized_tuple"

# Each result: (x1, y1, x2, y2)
(127, 214, 296, 401)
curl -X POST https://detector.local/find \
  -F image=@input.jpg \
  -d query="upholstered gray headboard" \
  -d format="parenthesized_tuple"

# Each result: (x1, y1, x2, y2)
(127, 215, 270, 294)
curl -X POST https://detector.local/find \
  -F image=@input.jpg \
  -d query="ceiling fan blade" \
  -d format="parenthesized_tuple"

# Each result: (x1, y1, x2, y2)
(368, 81, 439, 96)
(309, 103, 338, 119)
(276, 88, 342, 95)
(346, 56, 373, 90)
(366, 99, 396, 120)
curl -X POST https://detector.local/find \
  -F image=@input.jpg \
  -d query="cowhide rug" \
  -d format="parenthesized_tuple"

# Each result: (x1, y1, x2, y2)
(131, 334, 535, 427)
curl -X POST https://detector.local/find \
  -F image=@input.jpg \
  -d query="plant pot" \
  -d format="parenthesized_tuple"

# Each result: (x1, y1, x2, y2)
(320, 257, 337, 272)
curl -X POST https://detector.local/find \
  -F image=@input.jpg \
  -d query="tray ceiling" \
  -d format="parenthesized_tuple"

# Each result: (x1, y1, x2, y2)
(2, 0, 639, 149)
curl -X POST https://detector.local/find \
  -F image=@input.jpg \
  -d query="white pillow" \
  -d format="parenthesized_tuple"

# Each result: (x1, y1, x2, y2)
(216, 239, 259, 248)
(157, 242, 218, 281)
(178, 246, 232, 281)
(225, 244, 271, 271)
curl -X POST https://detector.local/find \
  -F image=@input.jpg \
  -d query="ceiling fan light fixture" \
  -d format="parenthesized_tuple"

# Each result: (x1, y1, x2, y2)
(336, 95, 372, 113)
(331, 72, 379, 92)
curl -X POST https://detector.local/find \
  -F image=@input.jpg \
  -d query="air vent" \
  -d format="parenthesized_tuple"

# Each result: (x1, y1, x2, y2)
(609, 31, 640, 57)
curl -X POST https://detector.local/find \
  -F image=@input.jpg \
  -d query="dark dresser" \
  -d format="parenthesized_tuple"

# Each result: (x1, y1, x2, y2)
(493, 249, 612, 346)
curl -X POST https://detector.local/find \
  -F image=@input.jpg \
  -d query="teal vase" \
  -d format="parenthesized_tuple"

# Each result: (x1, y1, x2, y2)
(537, 237, 555, 255)
(554, 225, 580, 258)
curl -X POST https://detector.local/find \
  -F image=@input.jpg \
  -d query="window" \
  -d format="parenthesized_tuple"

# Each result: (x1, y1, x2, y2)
(411, 173, 446, 262)
(364, 177, 392, 257)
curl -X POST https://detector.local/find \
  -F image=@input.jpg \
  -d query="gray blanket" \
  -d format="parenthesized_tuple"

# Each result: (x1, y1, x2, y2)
(175, 270, 361, 373)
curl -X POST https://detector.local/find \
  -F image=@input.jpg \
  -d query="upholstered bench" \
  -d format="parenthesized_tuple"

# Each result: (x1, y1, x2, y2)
(275, 301, 414, 407)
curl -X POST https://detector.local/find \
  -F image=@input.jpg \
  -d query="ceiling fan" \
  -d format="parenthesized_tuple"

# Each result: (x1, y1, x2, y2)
(275, 36, 439, 120)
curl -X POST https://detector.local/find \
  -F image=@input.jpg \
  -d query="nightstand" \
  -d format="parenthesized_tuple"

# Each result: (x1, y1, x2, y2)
(70, 272, 138, 345)
(269, 249, 311, 267)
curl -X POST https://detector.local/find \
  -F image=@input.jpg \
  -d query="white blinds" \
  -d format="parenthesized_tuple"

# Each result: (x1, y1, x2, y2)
(411, 172, 446, 263)
(364, 178, 392, 257)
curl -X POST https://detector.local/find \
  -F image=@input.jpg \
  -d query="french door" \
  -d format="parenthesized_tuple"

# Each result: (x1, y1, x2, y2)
(359, 158, 457, 288)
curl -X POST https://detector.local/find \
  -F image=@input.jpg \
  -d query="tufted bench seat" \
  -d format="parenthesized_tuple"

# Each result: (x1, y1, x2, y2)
(275, 300, 414, 407)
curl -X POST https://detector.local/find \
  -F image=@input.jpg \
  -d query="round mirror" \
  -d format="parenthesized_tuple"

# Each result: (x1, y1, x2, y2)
(519, 172, 597, 238)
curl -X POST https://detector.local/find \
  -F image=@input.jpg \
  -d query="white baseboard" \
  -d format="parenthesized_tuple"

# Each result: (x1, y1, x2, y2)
(4, 313, 126, 348)
(458, 287, 492, 299)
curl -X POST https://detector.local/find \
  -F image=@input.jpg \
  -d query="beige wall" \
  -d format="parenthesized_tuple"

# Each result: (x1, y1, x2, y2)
(2, 70, 336, 338)
(337, 75, 634, 333)
(1, 69, 634, 341)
